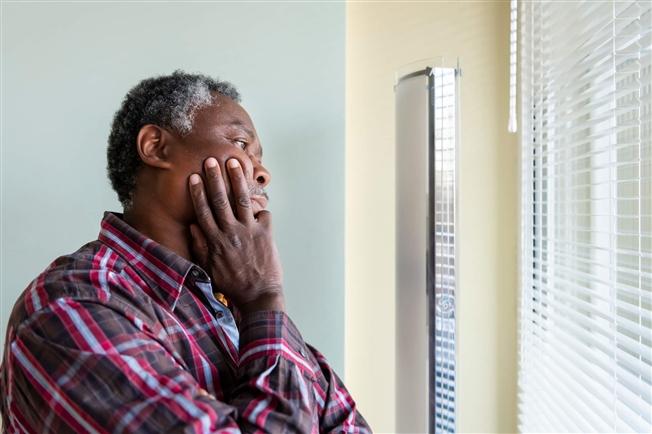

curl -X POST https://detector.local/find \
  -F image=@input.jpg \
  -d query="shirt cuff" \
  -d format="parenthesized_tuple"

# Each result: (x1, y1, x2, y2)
(238, 311, 317, 379)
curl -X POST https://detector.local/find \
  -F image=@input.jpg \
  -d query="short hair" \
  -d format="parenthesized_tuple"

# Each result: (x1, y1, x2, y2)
(107, 70, 240, 209)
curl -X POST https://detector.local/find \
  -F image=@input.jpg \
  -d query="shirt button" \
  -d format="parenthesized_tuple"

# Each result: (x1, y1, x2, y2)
(191, 269, 200, 278)
(216, 311, 224, 319)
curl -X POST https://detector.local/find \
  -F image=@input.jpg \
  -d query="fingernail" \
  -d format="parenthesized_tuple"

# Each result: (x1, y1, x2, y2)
(190, 174, 201, 185)
(206, 157, 217, 168)
(227, 159, 240, 169)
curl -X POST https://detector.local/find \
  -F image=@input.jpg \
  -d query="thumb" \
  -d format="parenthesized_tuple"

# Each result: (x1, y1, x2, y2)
(189, 223, 209, 267)
(255, 210, 273, 229)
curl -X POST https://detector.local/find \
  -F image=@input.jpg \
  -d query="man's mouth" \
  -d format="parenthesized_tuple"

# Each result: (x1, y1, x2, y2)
(251, 195, 268, 215)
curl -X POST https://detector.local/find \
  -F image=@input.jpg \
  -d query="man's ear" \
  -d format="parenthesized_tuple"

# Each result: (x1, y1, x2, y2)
(136, 124, 172, 169)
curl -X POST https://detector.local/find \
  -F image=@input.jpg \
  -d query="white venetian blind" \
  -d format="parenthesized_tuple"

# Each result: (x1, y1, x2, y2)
(518, 1, 652, 433)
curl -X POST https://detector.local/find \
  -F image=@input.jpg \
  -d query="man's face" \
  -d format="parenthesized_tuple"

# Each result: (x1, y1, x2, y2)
(161, 94, 271, 223)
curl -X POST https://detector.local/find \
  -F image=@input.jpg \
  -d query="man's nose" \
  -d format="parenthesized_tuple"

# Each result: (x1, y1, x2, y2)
(252, 160, 271, 188)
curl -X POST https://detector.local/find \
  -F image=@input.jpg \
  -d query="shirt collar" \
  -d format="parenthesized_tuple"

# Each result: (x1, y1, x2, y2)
(97, 211, 199, 310)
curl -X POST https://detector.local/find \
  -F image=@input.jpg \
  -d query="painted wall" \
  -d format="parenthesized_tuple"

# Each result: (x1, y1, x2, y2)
(1, 2, 346, 374)
(345, 2, 518, 432)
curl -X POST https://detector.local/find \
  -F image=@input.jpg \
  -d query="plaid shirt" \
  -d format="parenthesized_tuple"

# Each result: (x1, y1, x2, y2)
(0, 212, 370, 433)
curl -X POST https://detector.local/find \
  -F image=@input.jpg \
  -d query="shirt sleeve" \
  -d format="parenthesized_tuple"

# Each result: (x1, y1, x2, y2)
(235, 313, 371, 433)
(304, 344, 372, 433)
(3, 297, 322, 433)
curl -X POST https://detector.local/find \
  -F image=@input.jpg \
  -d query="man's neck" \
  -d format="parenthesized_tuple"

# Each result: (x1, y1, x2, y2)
(122, 204, 193, 263)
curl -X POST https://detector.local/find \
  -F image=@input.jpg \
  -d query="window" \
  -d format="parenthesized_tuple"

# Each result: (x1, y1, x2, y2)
(430, 66, 458, 434)
(395, 60, 460, 433)
(518, 1, 651, 432)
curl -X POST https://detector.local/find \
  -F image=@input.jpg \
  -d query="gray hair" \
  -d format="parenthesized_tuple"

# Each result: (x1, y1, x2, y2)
(107, 70, 240, 209)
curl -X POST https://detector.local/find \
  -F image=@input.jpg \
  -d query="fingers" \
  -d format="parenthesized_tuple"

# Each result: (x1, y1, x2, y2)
(189, 223, 207, 248)
(203, 157, 237, 227)
(190, 157, 257, 231)
(189, 223, 209, 266)
(226, 158, 255, 225)
(255, 210, 273, 229)
(189, 174, 220, 236)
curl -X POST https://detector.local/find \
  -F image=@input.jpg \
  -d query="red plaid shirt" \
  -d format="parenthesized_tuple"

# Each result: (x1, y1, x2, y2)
(0, 212, 370, 433)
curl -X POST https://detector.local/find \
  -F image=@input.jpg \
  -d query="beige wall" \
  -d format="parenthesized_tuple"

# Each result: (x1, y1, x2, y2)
(345, 2, 518, 432)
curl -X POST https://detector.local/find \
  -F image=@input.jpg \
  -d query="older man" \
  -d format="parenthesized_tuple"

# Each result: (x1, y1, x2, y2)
(0, 71, 371, 433)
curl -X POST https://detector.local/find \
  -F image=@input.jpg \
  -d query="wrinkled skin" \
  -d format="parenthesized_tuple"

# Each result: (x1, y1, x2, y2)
(123, 94, 284, 313)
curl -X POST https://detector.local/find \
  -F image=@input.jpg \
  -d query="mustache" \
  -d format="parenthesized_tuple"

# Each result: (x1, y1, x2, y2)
(248, 185, 268, 200)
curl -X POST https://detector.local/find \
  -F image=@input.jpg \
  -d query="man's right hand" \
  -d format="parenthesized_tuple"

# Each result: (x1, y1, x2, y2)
(188, 156, 285, 315)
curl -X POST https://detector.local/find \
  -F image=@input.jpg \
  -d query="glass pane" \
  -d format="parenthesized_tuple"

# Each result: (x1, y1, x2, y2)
(430, 66, 458, 434)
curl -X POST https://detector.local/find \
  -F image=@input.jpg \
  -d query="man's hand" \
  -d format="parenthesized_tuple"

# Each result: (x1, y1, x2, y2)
(188, 157, 284, 314)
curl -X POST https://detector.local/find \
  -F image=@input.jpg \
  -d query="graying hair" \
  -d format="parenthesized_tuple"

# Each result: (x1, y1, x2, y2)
(107, 70, 240, 209)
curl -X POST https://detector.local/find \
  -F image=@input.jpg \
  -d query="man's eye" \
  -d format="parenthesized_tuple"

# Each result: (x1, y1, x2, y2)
(233, 139, 247, 149)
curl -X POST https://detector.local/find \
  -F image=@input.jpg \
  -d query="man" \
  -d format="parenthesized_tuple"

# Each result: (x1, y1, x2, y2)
(0, 71, 371, 433)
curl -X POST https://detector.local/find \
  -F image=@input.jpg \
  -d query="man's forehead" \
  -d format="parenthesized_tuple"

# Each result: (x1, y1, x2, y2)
(200, 97, 256, 136)
(225, 119, 256, 139)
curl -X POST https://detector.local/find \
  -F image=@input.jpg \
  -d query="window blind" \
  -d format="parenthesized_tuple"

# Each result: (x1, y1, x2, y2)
(518, 1, 651, 433)
(509, 0, 518, 133)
